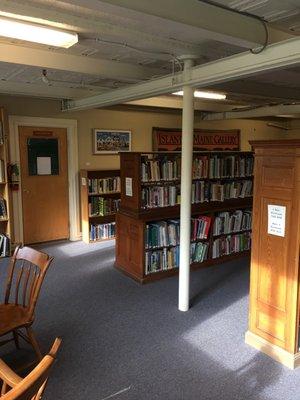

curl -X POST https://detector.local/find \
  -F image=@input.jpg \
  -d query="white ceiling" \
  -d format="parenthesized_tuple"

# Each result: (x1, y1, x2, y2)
(0, 0, 298, 113)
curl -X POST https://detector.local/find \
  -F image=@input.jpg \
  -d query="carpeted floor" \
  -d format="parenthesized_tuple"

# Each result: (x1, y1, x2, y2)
(1, 240, 300, 400)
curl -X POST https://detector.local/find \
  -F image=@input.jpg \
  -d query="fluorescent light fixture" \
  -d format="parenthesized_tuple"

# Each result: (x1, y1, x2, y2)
(173, 90, 226, 100)
(0, 17, 78, 48)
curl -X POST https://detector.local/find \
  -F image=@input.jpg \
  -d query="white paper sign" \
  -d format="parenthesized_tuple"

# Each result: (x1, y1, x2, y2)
(81, 177, 86, 186)
(268, 205, 286, 237)
(37, 157, 51, 175)
(125, 177, 133, 197)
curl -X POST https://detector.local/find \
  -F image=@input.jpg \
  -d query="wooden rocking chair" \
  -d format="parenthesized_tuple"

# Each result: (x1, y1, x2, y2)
(0, 245, 54, 360)
(0, 337, 61, 399)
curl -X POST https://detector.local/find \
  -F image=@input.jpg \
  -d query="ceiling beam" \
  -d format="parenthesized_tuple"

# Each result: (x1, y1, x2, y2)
(126, 96, 242, 112)
(210, 80, 300, 102)
(204, 104, 300, 120)
(98, 0, 293, 48)
(0, 80, 101, 99)
(0, 0, 205, 56)
(0, 43, 162, 82)
(63, 37, 300, 112)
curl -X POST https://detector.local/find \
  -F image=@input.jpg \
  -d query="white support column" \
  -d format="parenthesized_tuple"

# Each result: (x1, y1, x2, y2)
(178, 58, 195, 312)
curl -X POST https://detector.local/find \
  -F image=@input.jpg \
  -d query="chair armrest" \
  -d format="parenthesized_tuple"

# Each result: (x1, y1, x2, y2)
(0, 359, 22, 388)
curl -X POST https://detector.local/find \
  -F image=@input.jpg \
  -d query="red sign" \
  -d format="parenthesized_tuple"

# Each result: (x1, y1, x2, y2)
(153, 128, 240, 151)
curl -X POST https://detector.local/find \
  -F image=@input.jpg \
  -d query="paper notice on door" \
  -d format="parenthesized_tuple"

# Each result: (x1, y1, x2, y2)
(125, 177, 133, 197)
(37, 157, 51, 175)
(267, 204, 286, 237)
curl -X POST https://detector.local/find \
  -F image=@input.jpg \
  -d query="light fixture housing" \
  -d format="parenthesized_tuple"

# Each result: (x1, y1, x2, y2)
(0, 17, 78, 48)
(173, 90, 226, 100)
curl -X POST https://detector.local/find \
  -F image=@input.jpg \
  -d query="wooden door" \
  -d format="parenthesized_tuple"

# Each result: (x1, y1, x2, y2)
(19, 126, 69, 244)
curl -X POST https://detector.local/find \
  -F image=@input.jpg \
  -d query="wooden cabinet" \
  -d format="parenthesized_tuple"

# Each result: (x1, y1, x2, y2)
(80, 169, 120, 243)
(245, 140, 300, 369)
(116, 151, 254, 283)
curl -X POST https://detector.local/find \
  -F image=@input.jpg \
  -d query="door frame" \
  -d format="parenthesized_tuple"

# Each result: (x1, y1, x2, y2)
(9, 116, 80, 243)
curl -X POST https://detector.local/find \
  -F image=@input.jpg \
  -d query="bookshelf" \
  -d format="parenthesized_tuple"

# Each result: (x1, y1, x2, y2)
(115, 151, 254, 283)
(80, 169, 120, 243)
(0, 107, 11, 257)
(245, 140, 300, 369)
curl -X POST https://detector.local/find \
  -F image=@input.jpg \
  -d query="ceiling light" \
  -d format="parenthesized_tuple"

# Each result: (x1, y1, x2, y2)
(173, 90, 226, 100)
(0, 17, 78, 48)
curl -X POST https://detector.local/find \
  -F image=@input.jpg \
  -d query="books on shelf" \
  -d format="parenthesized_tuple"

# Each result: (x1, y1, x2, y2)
(209, 155, 254, 178)
(142, 157, 181, 182)
(142, 185, 180, 208)
(210, 180, 253, 202)
(89, 197, 120, 217)
(145, 215, 212, 249)
(0, 234, 10, 257)
(213, 210, 252, 236)
(141, 180, 252, 209)
(90, 222, 116, 241)
(212, 232, 251, 258)
(144, 216, 211, 274)
(0, 197, 7, 219)
(141, 154, 253, 184)
(88, 177, 120, 194)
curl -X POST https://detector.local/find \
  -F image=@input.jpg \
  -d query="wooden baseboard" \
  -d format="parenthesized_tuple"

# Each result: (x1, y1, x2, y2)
(245, 330, 300, 369)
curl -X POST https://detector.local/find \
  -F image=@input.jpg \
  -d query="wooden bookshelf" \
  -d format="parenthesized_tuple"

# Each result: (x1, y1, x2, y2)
(115, 151, 254, 283)
(80, 169, 120, 243)
(0, 107, 12, 256)
(245, 140, 300, 369)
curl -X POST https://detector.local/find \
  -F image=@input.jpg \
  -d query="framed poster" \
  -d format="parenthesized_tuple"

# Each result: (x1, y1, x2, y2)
(152, 127, 240, 151)
(93, 129, 131, 154)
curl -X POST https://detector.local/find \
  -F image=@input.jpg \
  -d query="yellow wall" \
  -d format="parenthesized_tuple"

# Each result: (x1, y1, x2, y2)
(0, 94, 292, 171)
(287, 120, 300, 139)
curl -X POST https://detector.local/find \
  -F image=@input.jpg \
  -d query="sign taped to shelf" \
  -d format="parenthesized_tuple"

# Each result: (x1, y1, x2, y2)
(267, 204, 286, 237)
(125, 177, 133, 197)
(152, 127, 240, 151)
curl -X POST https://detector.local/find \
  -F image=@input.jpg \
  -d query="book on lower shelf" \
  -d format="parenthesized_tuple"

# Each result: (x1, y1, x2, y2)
(90, 222, 116, 241)
(89, 197, 120, 217)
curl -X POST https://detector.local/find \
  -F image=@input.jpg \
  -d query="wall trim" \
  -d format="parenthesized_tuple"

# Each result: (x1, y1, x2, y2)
(8, 116, 80, 243)
(245, 330, 300, 369)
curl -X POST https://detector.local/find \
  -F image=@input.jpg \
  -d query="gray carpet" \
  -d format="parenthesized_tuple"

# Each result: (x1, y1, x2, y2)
(1, 240, 300, 400)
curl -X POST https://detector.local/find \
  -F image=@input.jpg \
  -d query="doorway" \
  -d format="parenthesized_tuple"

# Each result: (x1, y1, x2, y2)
(19, 126, 69, 244)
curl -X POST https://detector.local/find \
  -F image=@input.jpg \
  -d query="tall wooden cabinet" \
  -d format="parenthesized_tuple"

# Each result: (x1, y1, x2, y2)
(245, 140, 300, 369)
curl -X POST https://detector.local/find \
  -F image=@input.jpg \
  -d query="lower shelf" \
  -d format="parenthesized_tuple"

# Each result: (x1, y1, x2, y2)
(115, 250, 250, 284)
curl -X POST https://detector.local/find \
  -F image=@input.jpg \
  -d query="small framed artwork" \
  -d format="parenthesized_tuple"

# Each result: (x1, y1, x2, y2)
(93, 129, 131, 154)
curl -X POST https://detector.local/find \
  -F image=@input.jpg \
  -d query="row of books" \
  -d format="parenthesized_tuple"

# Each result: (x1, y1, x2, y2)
(145, 241, 209, 274)
(145, 216, 212, 249)
(141, 180, 252, 208)
(212, 232, 251, 258)
(141, 155, 253, 182)
(0, 234, 10, 257)
(213, 210, 252, 236)
(89, 222, 116, 241)
(210, 180, 253, 202)
(209, 155, 253, 179)
(88, 177, 120, 194)
(141, 158, 181, 182)
(0, 197, 7, 219)
(89, 197, 120, 217)
(0, 159, 5, 183)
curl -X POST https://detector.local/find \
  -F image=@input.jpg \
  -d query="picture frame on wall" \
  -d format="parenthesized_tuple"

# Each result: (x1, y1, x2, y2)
(93, 129, 131, 154)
